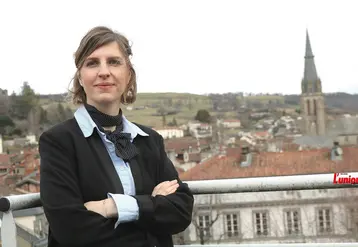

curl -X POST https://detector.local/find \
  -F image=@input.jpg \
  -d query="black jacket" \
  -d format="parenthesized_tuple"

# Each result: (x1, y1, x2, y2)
(39, 118, 194, 247)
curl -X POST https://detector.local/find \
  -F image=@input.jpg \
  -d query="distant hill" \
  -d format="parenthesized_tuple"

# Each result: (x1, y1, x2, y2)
(284, 93, 358, 112)
(38, 92, 214, 128)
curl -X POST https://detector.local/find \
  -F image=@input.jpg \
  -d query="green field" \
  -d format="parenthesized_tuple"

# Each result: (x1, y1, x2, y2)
(40, 93, 214, 128)
(123, 93, 213, 127)
(39, 93, 284, 128)
(238, 95, 285, 105)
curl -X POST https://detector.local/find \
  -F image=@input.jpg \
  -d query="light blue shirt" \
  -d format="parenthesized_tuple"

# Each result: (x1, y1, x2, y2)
(74, 105, 149, 228)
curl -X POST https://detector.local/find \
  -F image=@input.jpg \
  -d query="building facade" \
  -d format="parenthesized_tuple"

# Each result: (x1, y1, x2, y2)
(183, 188, 358, 244)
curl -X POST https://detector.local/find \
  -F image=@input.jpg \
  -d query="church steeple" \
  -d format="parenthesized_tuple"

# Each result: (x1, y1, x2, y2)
(305, 29, 314, 58)
(300, 30, 326, 136)
(301, 30, 322, 94)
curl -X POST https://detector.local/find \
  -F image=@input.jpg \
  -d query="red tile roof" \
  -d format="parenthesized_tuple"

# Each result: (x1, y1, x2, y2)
(180, 146, 358, 181)
(188, 153, 201, 162)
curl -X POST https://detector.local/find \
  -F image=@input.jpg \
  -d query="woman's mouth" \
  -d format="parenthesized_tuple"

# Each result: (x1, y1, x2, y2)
(95, 83, 114, 89)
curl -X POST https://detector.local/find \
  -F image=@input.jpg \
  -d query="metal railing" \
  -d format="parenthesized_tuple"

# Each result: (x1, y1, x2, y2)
(1, 172, 358, 247)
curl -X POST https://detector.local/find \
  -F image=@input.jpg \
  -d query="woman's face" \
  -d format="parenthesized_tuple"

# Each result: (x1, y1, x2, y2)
(79, 41, 130, 107)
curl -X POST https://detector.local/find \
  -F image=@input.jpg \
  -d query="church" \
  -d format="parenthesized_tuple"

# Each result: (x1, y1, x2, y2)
(294, 31, 358, 148)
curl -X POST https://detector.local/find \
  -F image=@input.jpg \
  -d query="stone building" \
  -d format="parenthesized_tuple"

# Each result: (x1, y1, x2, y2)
(300, 30, 326, 136)
(297, 31, 358, 147)
(177, 145, 358, 244)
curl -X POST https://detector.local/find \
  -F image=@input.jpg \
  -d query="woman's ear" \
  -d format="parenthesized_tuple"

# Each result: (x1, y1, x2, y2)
(77, 71, 83, 86)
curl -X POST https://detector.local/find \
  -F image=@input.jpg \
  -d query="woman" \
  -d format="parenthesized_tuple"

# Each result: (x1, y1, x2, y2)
(39, 26, 194, 247)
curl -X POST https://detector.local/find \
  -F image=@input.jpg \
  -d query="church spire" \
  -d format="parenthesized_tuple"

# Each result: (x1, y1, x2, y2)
(302, 30, 321, 93)
(300, 30, 326, 136)
(305, 29, 314, 58)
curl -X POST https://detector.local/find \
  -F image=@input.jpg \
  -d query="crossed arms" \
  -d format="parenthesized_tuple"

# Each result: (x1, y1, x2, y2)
(39, 130, 194, 246)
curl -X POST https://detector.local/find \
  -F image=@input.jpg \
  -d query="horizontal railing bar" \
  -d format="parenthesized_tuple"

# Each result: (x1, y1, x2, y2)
(186, 172, 358, 194)
(0, 193, 42, 212)
(0, 172, 357, 212)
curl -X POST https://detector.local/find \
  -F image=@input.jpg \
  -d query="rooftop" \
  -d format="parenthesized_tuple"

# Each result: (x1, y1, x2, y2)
(180, 146, 358, 181)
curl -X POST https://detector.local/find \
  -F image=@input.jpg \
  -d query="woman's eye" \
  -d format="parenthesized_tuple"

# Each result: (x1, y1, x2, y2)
(85, 61, 98, 67)
(109, 59, 121, 65)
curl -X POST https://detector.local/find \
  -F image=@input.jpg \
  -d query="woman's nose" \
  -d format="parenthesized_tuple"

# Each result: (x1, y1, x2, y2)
(98, 64, 110, 78)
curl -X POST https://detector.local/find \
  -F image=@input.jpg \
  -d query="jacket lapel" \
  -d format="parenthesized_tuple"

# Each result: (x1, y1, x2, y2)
(129, 138, 144, 194)
(87, 132, 124, 194)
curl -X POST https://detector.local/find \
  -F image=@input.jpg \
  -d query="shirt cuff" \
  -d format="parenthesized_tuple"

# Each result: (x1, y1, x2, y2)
(107, 193, 139, 228)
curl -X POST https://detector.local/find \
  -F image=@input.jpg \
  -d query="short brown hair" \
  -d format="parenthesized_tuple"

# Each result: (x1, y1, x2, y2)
(70, 26, 137, 105)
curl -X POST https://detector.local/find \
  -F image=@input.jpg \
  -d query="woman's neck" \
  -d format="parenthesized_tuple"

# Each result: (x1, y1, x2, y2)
(86, 101, 120, 116)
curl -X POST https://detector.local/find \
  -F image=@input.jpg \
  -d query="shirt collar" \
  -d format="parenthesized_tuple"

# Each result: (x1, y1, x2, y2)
(74, 104, 149, 140)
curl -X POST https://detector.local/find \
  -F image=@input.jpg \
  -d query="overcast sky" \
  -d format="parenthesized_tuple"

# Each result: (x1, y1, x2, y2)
(0, 0, 357, 95)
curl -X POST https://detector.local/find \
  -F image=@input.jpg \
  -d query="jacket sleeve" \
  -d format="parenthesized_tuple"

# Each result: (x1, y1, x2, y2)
(132, 134, 194, 235)
(39, 130, 116, 246)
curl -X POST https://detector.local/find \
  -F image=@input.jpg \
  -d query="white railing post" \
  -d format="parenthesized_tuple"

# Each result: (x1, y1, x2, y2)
(1, 210, 17, 247)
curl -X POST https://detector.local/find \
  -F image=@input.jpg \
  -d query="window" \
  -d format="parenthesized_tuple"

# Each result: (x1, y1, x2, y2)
(225, 213, 239, 238)
(347, 208, 358, 232)
(317, 208, 332, 234)
(197, 215, 211, 238)
(285, 210, 301, 235)
(306, 100, 310, 115)
(254, 211, 269, 236)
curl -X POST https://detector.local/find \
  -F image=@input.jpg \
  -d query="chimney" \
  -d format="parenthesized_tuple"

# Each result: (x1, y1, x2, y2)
(331, 141, 343, 161)
(240, 146, 252, 167)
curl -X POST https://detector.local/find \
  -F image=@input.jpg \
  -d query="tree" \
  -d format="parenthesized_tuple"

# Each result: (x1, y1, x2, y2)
(162, 114, 166, 127)
(335, 188, 358, 241)
(0, 115, 14, 135)
(9, 82, 39, 119)
(28, 107, 40, 135)
(195, 109, 211, 123)
(38, 107, 48, 124)
(166, 98, 173, 107)
(57, 103, 66, 122)
(191, 195, 220, 245)
(65, 107, 73, 119)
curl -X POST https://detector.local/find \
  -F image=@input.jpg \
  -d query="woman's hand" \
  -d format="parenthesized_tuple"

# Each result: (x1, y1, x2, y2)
(84, 198, 117, 218)
(152, 179, 179, 197)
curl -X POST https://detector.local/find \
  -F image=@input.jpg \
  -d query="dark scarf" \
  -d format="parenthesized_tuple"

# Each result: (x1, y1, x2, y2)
(84, 103, 138, 161)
